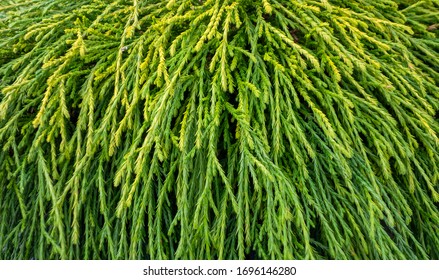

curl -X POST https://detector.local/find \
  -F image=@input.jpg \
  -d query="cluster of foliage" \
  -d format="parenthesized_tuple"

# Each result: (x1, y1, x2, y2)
(0, 0, 438, 260)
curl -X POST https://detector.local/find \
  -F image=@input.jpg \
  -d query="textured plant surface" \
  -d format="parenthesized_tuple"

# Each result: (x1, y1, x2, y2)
(0, 0, 439, 260)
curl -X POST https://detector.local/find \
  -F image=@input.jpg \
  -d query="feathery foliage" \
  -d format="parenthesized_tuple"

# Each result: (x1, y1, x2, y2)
(0, 0, 438, 260)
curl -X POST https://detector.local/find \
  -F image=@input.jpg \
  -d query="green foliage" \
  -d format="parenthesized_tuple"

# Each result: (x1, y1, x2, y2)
(0, 0, 438, 260)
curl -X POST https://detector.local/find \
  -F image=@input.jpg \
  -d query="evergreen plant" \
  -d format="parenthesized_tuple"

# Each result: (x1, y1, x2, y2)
(0, 0, 438, 259)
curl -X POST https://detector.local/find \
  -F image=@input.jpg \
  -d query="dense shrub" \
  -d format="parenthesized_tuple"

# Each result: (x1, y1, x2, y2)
(0, 0, 438, 259)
